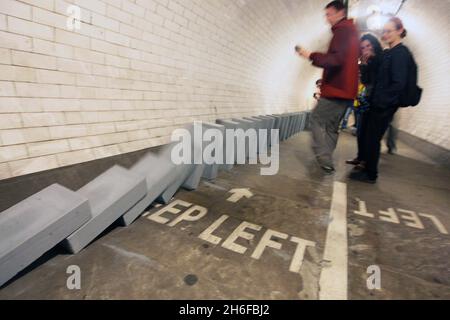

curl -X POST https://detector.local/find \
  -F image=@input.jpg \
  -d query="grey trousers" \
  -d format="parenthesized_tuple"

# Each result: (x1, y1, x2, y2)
(386, 115, 398, 151)
(310, 98, 351, 167)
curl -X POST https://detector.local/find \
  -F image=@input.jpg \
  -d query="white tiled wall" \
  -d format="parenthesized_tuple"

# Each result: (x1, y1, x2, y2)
(397, 0, 450, 151)
(0, 0, 334, 180)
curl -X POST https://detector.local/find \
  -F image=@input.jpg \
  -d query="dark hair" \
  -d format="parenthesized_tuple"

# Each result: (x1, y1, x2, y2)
(360, 33, 383, 57)
(389, 17, 407, 38)
(326, 1, 346, 12)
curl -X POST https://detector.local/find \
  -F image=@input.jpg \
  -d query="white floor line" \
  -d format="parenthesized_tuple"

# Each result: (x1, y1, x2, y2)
(319, 181, 348, 300)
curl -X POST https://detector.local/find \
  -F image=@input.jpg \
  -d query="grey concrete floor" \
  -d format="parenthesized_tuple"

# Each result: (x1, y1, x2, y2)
(0, 132, 449, 300)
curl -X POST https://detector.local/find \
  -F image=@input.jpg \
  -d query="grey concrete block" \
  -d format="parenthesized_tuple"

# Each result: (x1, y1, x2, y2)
(284, 115, 293, 140)
(294, 113, 301, 134)
(258, 116, 276, 147)
(298, 113, 304, 132)
(283, 115, 291, 140)
(119, 149, 181, 226)
(300, 112, 306, 131)
(154, 124, 200, 203)
(289, 114, 296, 137)
(201, 122, 226, 181)
(244, 117, 266, 154)
(231, 118, 255, 159)
(268, 115, 282, 135)
(182, 142, 205, 191)
(0, 184, 91, 287)
(271, 115, 283, 141)
(216, 119, 240, 171)
(279, 115, 287, 141)
(292, 113, 299, 134)
(63, 165, 147, 254)
(158, 167, 192, 203)
(252, 116, 271, 149)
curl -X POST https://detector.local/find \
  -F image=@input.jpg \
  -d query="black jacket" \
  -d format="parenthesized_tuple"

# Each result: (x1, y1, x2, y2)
(360, 55, 382, 99)
(371, 43, 412, 109)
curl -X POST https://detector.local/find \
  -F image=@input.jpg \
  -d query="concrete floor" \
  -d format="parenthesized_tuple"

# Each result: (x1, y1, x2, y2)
(0, 132, 449, 300)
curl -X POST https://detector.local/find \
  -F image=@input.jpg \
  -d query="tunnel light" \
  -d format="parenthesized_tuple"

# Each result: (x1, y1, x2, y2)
(366, 11, 390, 31)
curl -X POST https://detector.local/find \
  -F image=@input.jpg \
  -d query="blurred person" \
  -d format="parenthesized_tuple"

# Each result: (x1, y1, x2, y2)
(386, 115, 399, 154)
(350, 17, 415, 183)
(296, 0, 359, 174)
(346, 33, 383, 169)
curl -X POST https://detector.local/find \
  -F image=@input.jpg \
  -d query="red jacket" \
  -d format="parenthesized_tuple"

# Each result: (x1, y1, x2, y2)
(310, 18, 359, 100)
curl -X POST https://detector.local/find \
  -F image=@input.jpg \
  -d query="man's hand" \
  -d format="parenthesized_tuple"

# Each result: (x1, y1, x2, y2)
(296, 46, 311, 59)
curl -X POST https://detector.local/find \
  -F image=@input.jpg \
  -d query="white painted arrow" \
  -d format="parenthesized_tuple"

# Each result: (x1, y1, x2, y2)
(227, 188, 254, 203)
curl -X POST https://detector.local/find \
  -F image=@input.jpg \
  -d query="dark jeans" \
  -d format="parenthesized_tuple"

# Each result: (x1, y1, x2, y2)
(356, 112, 369, 162)
(364, 107, 399, 179)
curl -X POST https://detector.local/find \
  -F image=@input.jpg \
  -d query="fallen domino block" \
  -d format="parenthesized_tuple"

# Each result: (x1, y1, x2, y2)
(216, 119, 240, 171)
(155, 125, 198, 202)
(232, 118, 256, 159)
(119, 150, 181, 226)
(290, 114, 297, 137)
(284, 114, 291, 139)
(293, 113, 300, 135)
(201, 122, 225, 180)
(280, 115, 289, 141)
(183, 122, 225, 186)
(296, 113, 302, 133)
(252, 116, 271, 151)
(291, 114, 297, 137)
(263, 115, 279, 146)
(63, 165, 147, 254)
(159, 164, 194, 203)
(255, 116, 275, 147)
(243, 117, 266, 155)
(0, 184, 91, 287)
(299, 112, 306, 132)
(268, 115, 282, 137)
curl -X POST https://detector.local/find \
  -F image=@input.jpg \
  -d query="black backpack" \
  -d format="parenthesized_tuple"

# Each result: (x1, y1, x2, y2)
(399, 49, 423, 108)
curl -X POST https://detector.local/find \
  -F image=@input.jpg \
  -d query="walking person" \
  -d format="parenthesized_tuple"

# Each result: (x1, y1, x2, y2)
(386, 115, 399, 154)
(351, 17, 414, 183)
(346, 33, 383, 169)
(297, 0, 359, 174)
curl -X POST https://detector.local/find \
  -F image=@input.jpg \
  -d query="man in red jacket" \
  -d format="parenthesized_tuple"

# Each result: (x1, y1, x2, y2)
(297, 0, 359, 174)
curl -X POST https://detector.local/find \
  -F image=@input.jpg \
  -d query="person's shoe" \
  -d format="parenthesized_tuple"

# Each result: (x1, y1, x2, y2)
(346, 158, 361, 165)
(320, 165, 336, 175)
(388, 148, 396, 155)
(349, 171, 377, 184)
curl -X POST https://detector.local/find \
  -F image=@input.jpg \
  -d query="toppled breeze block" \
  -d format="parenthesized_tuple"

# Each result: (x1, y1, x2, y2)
(243, 117, 266, 155)
(253, 116, 273, 149)
(281, 115, 290, 141)
(63, 165, 147, 254)
(200, 122, 226, 181)
(269, 115, 283, 137)
(119, 149, 181, 226)
(0, 184, 91, 287)
(216, 119, 240, 171)
(231, 118, 254, 159)
(157, 124, 213, 201)
(300, 112, 306, 131)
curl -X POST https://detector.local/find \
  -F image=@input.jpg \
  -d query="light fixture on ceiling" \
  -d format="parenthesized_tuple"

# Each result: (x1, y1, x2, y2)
(350, 0, 407, 31)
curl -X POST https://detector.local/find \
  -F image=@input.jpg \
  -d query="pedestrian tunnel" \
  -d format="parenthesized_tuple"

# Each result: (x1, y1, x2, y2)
(0, 0, 449, 300)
